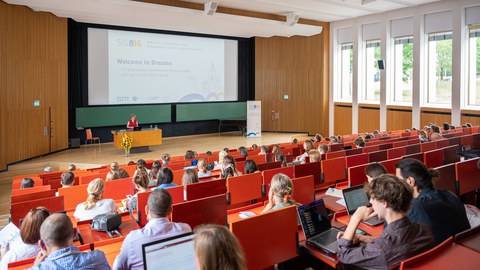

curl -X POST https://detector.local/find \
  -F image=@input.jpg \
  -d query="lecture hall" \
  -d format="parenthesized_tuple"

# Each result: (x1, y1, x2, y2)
(1, 0, 480, 269)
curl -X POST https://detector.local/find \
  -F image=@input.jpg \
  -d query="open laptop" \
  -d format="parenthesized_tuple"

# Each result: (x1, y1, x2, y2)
(297, 199, 341, 254)
(142, 232, 195, 270)
(342, 185, 384, 226)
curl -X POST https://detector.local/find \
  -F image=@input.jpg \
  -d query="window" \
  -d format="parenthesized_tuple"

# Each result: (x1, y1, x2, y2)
(468, 27, 480, 106)
(340, 43, 353, 100)
(427, 32, 452, 105)
(364, 40, 381, 102)
(393, 37, 413, 103)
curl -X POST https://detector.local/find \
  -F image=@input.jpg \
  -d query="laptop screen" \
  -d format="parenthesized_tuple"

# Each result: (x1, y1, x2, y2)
(297, 199, 332, 239)
(142, 232, 196, 270)
(342, 185, 370, 216)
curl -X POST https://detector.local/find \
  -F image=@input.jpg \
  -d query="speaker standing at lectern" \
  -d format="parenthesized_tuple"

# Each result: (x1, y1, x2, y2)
(126, 114, 138, 130)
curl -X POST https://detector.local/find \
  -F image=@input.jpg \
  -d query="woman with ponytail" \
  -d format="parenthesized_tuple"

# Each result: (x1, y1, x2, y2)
(261, 173, 299, 214)
(395, 158, 469, 244)
(73, 178, 117, 221)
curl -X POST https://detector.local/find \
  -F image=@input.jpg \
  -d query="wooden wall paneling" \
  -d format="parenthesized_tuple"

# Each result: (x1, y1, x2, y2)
(358, 105, 380, 133)
(255, 30, 329, 136)
(0, 2, 68, 171)
(461, 110, 480, 126)
(334, 104, 352, 136)
(420, 108, 451, 127)
(387, 106, 412, 131)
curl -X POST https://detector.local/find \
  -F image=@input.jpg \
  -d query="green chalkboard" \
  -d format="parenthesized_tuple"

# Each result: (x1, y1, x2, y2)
(176, 102, 246, 122)
(76, 105, 171, 128)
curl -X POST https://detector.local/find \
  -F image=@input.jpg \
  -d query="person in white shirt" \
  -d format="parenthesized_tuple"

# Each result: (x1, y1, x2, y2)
(0, 208, 50, 270)
(73, 178, 117, 221)
(113, 188, 191, 270)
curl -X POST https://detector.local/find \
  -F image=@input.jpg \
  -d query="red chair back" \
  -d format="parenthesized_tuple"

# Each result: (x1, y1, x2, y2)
(172, 194, 227, 229)
(348, 163, 369, 187)
(227, 173, 263, 206)
(292, 176, 315, 205)
(185, 179, 227, 201)
(345, 153, 369, 168)
(424, 148, 445, 168)
(10, 196, 65, 226)
(455, 157, 480, 195)
(434, 164, 458, 195)
(321, 157, 347, 183)
(294, 161, 322, 186)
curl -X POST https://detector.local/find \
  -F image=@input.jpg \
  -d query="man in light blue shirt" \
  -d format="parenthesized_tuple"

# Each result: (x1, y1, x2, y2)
(29, 213, 110, 270)
(113, 188, 191, 270)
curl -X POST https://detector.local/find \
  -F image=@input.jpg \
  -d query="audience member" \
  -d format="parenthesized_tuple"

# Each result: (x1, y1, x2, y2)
(67, 164, 76, 172)
(205, 151, 213, 156)
(0, 208, 50, 270)
(291, 138, 299, 144)
(20, 178, 35, 189)
(123, 170, 149, 211)
(73, 178, 117, 221)
(429, 125, 443, 141)
(313, 134, 323, 143)
(194, 224, 246, 270)
(274, 152, 287, 167)
(271, 144, 280, 154)
(364, 133, 374, 140)
(353, 137, 365, 148)
(296, 140, 314, 163)
(330, 136, 340, 143)
(465, 122, 472, 128)
(419, 130, 429, 142)
(373, 130, 380, 136)
(43, 167, 52, 173)
(221, 155, 242, 178)
(251, 143, 259, 150)
(240, 149, 248, 158)
(443, 122, 450, 131)
(182, 169, 199, 187)
(106, 171, 120, 181)
(113, 189, 191, 270)
(155, 168, 176, 189)
(110, 162, 130, 179)
(318, 143, 329, 155)
(258, 145, 269, 155)
(148, 160, 162, 186)
(261, 174, 298, 214)
(161, 153, 171, 165)
(308, 150, 321, 163)
(244, 160, 259, 174)
(30, 213, 110, 269)
(336, 174, 435, 269)
(197, 159, 212, 178)
(365, 163, 388, 183)
(185, 150, 195, 160)
(238, 146, 247, 152)
(213, 151, 228, 171)
(395, 158, 470, 244)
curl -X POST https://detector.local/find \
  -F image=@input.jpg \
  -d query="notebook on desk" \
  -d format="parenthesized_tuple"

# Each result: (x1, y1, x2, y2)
(297, 199, 341, 254)
(342, 185, 384, 226)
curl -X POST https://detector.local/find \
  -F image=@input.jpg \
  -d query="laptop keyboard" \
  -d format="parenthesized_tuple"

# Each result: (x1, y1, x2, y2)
(311, 229, 338, 246)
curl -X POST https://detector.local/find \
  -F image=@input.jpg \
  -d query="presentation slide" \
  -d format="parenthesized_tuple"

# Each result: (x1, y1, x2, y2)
(88, 28, 238, 105)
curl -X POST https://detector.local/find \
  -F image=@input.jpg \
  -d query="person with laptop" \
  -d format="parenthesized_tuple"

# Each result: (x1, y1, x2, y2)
(336, 174, 435, 269)
(113, 188, 191, 270)
(395, 158, 470, 244)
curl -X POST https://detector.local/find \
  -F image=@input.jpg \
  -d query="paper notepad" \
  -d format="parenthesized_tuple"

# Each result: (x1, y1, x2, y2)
(0, 222, 23, 250)
(325, 188, 343, 198)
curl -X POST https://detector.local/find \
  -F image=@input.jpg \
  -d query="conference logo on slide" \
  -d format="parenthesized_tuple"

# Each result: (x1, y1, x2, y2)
(117, 39, 142, 47)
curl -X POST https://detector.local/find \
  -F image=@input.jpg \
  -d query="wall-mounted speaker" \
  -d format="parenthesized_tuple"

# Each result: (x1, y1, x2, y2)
(204, 1, 218, 16)
(377, 60, 385, 70)
(286, 13, 300, 26)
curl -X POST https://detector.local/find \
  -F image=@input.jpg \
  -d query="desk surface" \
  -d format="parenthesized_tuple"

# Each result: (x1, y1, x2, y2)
(112, 129, 162, 149)
(456, 231, 480, 253)
(78, 213, 139, 244)
(402, 243, 480, 269)
(318, 194, 346, 213)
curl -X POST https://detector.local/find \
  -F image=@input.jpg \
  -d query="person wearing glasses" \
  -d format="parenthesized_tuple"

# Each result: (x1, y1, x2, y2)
(0, 208, 50, 270)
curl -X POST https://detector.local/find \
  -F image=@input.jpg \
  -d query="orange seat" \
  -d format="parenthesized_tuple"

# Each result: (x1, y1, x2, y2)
(10, 196, 65, 226)
(379, 157, 401, 174)
(171, 194, 227, 229)
(321, 157, 347, 183)
(11, 185, 51, 196)
(227, 173, 263, 206)
(424, 148, 444, 168)
(348, 163, 369, 187)
(326, 150, 346, 160)
(387, 147, 406, 159)
(443, 144, 461, 165)
(85, 128, 100, 144)
(368, 149, 387, 163)
(405, 143, 421, 154)
(420, 141, 436, 153)
(247, 154, 266, 165)
(434, 163, 457, 195)
(345, 153, 369, 168)
(292, 175, 315, 205)
(230, 205, 298, 270)
(185, 179, 227, 201)
(11, 190, 56, 204)
(455, 157, 480, 195)
(262, 166, 294, 194)
(294, 161, 322, 186)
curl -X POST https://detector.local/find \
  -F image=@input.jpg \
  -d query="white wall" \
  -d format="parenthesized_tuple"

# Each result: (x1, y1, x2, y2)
(329, 0, 480, 135)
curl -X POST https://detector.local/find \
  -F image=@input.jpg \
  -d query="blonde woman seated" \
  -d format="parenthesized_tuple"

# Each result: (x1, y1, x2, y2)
(105, 170, 120, 181)
(194, 224, 246, 270)
(274, 152, 287, 167)
(308, 150, 321, 163)
(261, 173, 298, 214)
(182, 169, 199, 200)
(318, 143, 329, 155)
(197, 159, 212, 178)
(296, 140, 314, 163)
(213, 151, 228, 171)
(73, 178, 117, 221)
(122, 170, 149, 211)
